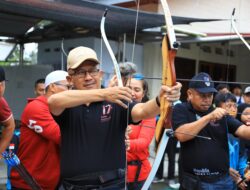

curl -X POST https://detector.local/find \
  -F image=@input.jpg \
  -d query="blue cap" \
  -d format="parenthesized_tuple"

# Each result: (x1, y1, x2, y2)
(0, 66, 6, 82)
(189, 72, 217, 93)
(132, 73, 144, 80)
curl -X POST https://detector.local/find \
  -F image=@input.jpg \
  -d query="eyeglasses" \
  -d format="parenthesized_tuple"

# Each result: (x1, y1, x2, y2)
(71, 69, 99, 78)
(242, 112, 250, 116)
(54, 82, 72, 90)
(225, 103, 237, 109)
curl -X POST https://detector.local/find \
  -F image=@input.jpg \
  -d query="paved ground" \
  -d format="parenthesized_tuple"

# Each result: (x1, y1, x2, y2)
(0, 159, 7, 190)
(148, 139, 180, 190)
(152, 183, 176, 190)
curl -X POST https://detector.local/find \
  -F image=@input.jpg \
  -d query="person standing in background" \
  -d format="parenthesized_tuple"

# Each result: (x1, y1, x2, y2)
(126, 73, 156, 190)
(34, 78, 45, 97)
(214, 92, 248, 190)
(231, 84, 244, 105)
(216, 83, 230, 94)
(243, 86, 250, 104)
(11, 70, 70, 189)
(0, 66, 15, 157)
(108, 62, 137, 87)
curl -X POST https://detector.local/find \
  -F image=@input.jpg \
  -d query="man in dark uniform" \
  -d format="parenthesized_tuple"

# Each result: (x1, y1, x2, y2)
(48, 46, 182, 190)
(173, 72, 250, 190)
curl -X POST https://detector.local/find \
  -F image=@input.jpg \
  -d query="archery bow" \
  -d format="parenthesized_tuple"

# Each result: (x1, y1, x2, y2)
(100, 9, 123, 87)
(231, 8, 250, 51)
(100, 8, 129, 189)
(142, 1, 179, 189)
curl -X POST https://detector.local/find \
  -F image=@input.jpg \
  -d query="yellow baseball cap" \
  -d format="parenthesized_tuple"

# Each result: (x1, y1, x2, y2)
(67, 46, 100, 70)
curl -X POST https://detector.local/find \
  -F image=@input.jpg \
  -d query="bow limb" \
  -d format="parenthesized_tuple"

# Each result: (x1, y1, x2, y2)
(100, 9, 123, 87)
(142, 1, 178, 189)
(155, 35, 177, 143)
(231, 8, 250, 51)
(155, 0, 177, 145)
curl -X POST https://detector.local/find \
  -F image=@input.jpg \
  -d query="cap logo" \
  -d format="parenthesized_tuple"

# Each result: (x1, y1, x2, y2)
(204, 76, 211, 86)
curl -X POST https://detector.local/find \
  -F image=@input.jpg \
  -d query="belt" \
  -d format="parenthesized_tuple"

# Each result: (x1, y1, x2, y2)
(128, 160, 142, 183)
(62, 178, 125, 190)
(63, 169, 125, 186)
(128, 160, 141, 165)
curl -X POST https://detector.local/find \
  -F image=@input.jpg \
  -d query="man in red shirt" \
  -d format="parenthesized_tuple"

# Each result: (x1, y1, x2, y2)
(0, 66, 15, 157)
(11, 70, 70, 190)
(34, 78, 45, 97)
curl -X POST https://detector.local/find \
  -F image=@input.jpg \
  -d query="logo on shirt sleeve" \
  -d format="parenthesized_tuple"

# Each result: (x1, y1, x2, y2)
(28, 120, 43, 133)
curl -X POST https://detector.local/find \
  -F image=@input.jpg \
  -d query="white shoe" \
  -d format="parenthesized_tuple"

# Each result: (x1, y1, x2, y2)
(168, 179, 180, 189)
(152, 177, 164, 183)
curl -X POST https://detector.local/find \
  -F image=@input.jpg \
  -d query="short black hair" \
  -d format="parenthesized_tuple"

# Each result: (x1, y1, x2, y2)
(237, 103, 250, 121)
(214, 92, 236, 107)
(34, 78, 45, 88)
(230, 84, 242, 90)
(216, 83, 229, 91)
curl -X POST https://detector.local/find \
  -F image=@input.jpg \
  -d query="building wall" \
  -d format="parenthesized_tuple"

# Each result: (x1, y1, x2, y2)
(38, 37, 96, 70)
(143, 41, 250, 98)
(37, 36, 250, 100)
(4, 65, 53, 120)
(38, 37, 144, 86)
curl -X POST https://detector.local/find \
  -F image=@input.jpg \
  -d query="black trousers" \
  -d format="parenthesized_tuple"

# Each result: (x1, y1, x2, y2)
(127, 180, 149, 190)
(59, 179, 125, 190)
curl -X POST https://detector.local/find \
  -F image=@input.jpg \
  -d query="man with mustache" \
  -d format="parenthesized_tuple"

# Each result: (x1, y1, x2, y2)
(172, 72, 250, 190)
(48, 46, 182, 190)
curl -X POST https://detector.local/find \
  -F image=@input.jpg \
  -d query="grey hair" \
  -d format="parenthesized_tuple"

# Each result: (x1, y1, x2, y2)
(119, 62, 137, 77)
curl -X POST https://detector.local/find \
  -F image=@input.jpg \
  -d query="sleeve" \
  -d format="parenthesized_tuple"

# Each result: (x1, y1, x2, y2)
(52, 108, 68, 129)
(227, 115, 243, 134)
(0, 97, 12, 123)
(172, 103, 190, 130)
(129, 117, 156, 153)
(24, 101, 61, 145)
(120, 102, 140, 128)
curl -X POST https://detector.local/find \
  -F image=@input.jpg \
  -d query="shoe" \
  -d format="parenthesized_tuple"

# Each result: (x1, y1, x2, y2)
(152, 177, 164, 183)
(168, 179, 180, 189)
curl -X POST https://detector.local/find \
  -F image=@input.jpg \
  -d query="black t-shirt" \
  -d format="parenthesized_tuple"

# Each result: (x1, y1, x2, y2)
(54, 101, 137, 179)
(172, 102, 242, 177)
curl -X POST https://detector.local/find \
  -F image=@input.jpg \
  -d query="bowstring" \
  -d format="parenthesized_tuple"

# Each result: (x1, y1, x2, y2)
(131, 0, 140, 63)
(224, 5, 239, 172)
(61, 38, 68, 70)
(225, 8, 235, 84)
(100, 35, 103, 72)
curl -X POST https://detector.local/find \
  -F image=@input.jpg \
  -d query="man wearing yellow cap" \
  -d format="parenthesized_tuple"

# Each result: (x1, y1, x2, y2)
(48, 46, 182, 190)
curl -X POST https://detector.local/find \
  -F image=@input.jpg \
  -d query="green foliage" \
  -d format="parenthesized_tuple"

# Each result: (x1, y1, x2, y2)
(1, 44, 37, 66)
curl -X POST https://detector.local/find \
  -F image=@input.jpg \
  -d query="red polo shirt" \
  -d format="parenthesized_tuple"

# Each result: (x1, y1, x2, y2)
(11, 96, 61, 189)
(0, 97, 12, 123)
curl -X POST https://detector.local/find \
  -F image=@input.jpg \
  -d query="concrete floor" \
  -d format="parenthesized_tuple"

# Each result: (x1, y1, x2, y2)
(148, 140, 180, 190)
(0, 159, 7, 190)
(151, 181, 178, 190)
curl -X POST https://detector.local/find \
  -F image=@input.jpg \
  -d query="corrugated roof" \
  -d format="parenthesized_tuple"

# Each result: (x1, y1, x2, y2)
(0, 0, 218, 43)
